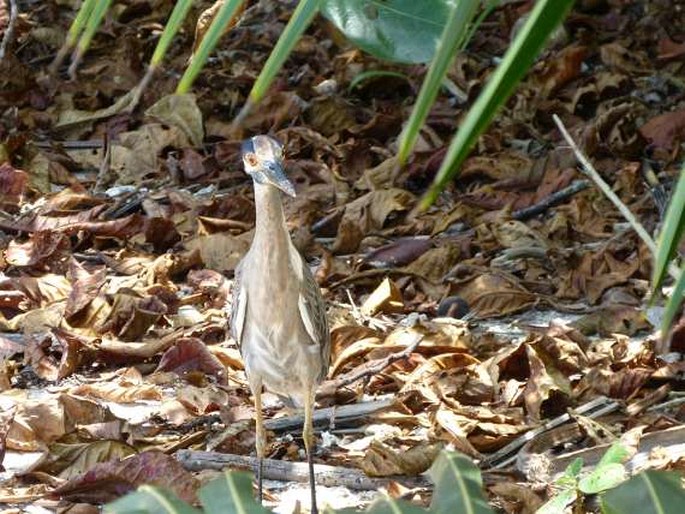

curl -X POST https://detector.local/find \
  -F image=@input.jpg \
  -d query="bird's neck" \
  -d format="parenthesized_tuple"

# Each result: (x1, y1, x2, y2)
(252, 181, 290, 246)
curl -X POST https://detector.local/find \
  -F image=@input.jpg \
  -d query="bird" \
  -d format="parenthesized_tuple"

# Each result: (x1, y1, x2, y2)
(230, 134, 330, 513)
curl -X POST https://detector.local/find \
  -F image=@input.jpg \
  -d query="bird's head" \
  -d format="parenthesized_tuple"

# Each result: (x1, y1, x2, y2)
(241, 135, 296, 197)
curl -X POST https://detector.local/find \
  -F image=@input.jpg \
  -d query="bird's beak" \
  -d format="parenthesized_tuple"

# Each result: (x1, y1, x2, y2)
(263, 161, 296, 197)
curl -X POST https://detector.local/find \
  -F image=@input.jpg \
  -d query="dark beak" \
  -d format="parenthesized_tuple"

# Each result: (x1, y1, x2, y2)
(263, 161, 296, 197)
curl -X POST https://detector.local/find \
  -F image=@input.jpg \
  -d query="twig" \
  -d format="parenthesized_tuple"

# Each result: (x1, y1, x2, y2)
(175, 450, 430, 490)
(481, 396, 619, 469)
(189, 398, 395, 435)
(317, 335, 423, 398)
(0, 0, 18, 62)
(552, 114, 680, 281)
(512, 179, 590, 220)
(266, 397, 395, 432)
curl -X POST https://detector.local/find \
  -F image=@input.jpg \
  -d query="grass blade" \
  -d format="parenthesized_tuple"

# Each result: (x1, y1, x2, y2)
(235, 0, 322, 123)
(396, 0, 480, 165)
(652, 164, 685, 293)
(150, 0, 195, 69)
(176, 0, 246, 94)
(68, 0, 114, 78)
(662, 266, 685, 338)
(49, 0, 97, 73)
(420, 0, 575, 208)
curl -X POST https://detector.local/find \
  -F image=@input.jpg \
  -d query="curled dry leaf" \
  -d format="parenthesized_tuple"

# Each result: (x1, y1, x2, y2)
(32, 438, 137, 480)
(448, 267, 537, 318)
(156, 337, 227, 385)
(69, 375, 162, 404)
(49, 450, 199, 504)
(639, 108, 685, 151)
(176, 384, 229, 415)
(360, 277, 404, 316)
(0, 406, 15, 471)
(185, 232, 251, 274)
(0, 162, 27, 212)
(523, 343, 573, 421)
(364, 237, 434, 269)
(6, 396, 67, 451)
(332, 188, 415, 253)
(145, 94, 204, 148)
(99, 290, 167, 341)
(4, 231, 71, 271)
(65, 258, 107, 320)
(360, 439, 443, 477)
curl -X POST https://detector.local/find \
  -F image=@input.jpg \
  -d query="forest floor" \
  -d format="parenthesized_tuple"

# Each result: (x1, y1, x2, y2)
(0, 0, 684, 513)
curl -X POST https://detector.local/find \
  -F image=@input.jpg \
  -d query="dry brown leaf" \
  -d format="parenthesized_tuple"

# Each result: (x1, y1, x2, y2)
(360, 277, 404, 316)
(360, 439, 442, 477)
(639, 108, 685, 151)
(523, 343, 573, 421)
(448, 268, 537, 318)
(332, 188, 415, 253)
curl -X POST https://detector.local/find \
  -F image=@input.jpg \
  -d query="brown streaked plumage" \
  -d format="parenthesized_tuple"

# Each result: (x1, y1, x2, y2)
(230, 135, 330, 513)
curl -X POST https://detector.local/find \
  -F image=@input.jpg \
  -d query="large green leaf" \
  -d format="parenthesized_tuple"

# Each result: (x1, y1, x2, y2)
(600, 471, 685, 514)
(199, 471, 271, 514)
(429, 452, 494, 514)
(320, 0, 452, 63)
(421, 0, 575, 208)
(104, 485, 201, 514)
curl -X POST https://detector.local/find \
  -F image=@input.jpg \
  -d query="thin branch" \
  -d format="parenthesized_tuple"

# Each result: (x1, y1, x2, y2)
(176, 449, 431, 490)
(0, 0, 18, 62)
(512, 179, 590, 220)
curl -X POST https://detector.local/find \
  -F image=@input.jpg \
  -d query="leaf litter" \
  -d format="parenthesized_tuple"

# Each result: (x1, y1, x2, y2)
(0, 1, 684, 513)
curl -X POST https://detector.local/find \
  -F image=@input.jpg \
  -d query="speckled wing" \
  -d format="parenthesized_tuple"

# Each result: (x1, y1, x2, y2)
(229, 259, 247, 351)
(297, 259, 331, 382)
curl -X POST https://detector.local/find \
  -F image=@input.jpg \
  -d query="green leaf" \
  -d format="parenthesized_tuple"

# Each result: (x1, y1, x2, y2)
(579, 463, 627, 495)
(536, 488, 578, 514)
(396, 0, 480, 165)
(199, 471, 272, 514)
(321, 0, 452, 63)
(652, 164, 685, 301)
(104, 485, 201, 514)
(597, 441, 631, 468)
(349, 70, 410, 91)
(429, 452, 494, 514)
(421, 0, 574, 208)
(177, 0, 246, 94)
(561, 457, 584, 480)
(600, 471, 685, 514)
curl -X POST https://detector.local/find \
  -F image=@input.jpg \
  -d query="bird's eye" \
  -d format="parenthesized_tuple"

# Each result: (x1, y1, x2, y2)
(244, 153, 259, 167)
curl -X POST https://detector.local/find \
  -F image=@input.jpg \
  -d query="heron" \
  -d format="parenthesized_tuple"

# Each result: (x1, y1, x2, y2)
(230, 134, 330, 513)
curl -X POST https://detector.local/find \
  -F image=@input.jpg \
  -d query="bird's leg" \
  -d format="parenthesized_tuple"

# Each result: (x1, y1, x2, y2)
(254, 383, 266, 504)
(303, 387, 318, 514)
